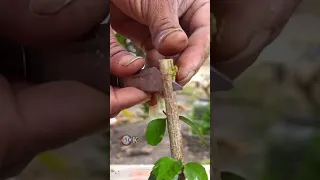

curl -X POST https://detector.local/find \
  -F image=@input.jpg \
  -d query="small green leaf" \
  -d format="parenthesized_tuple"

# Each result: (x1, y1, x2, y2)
(121, 109, 134, 118)
(183, 162, 208, 180)
(115, 33, 126, 47)
(221, 172, 246, 180)
(179, 116, 206, 146)
(146, 118, 166, 146)
(149, 174, 179, 180)
(149, 157, 183, 180)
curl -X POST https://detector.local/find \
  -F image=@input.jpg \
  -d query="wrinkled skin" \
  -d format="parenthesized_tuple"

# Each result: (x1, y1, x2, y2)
(109, 0, 211, 108)
(110, 0, 210, 85)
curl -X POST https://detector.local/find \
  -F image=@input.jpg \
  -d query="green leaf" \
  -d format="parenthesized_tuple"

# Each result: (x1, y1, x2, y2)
(121, 109, 135, 118)
(115, 33, 126, 47)
(221, 172, 246, 180)
(200, 104, 210, 124)
(149, 174, 179, 180)
(184, 162, 208, 180)
(179, 116, 206, 146)
(145, 118, 166, 146)
(149, 157, 183, 180)
(142, 103, 150, 114)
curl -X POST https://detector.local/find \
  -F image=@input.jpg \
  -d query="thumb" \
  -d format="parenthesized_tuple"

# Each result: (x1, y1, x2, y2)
(110, 87, 150, 117)
(111, 0, 188, 56)
(148, 1, 188, 56)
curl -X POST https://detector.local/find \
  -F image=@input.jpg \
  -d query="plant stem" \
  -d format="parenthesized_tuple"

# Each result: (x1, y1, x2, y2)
(159, 59, 184, 162)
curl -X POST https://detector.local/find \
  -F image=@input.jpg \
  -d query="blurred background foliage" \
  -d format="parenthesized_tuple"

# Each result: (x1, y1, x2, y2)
(191, 102, 210, 136)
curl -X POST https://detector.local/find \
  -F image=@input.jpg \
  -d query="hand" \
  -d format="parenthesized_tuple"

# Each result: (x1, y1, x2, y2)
(0, 78, 109, 179)
(211, 0, 301, 80)
(110, 0, 210, 86)
(0, 0, 109, 178)
(110, 26, 151, 117)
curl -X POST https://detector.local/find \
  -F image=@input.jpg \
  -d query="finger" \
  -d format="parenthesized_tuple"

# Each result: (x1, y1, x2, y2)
(175, 0, 210, 85)
(176, 27, 210, 85)
(16, 81, 109, 151)
(0, 76, 36, 178)
(0, 0, 108, 46)
(145, 50, 165, 68)
(145, 49, 181, 72)
(111, 0, 188, 56)
(110, 25, 145, 77)
(211, 0, 301, 79)
(110, 2, 154, 52)
(110, 86, 150, 116)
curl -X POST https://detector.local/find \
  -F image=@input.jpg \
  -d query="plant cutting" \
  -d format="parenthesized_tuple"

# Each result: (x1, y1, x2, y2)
(145, 59, 208, 180)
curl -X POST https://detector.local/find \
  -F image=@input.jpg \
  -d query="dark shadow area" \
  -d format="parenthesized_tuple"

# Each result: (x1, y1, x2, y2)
(211, 0, 320, 179)
(0, 22, 109, 180)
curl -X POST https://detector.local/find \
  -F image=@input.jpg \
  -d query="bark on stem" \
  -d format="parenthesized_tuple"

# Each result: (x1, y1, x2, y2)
(159, 59, 184, 161)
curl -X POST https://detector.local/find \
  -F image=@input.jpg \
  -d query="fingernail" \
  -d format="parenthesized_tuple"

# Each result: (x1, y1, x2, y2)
(156, 28, 188, 56)
(30, 0, 75, 15)
(141, 94, 152, 104)
(157, 28, 183, 46)
(178, 70, 196, 85)
(119, 56, 144, 66)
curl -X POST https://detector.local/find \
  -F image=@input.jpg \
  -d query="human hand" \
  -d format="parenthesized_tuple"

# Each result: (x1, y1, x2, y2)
(211, 0, 301, 80)
(0, 0, 109, 178)
(110, 25, 151, 117)
(110, 0, 210, 86)
(0, 78, 110, 179)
